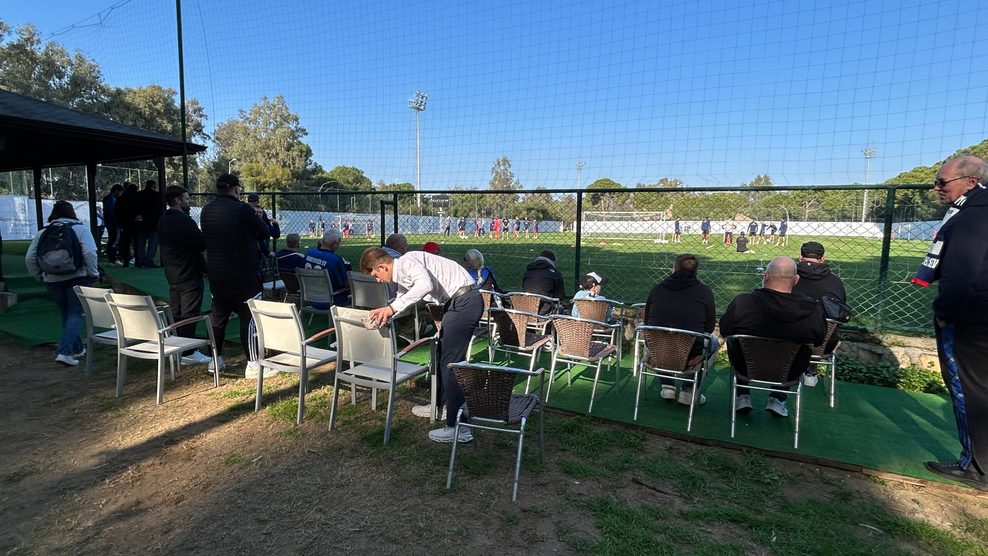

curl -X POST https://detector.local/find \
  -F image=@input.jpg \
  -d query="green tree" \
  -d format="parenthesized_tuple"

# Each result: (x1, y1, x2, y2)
(213, 95, 313, 193)
(489, 156, 520, 190)
(585, 178, 628, 211)
(632, 178, 682, 212)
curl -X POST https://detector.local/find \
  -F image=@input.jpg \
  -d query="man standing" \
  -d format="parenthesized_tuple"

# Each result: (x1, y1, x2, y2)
(363, 247, 482, 443)
(101, 183, 122, 264)
(792, 241, 847, 387)
(719, 256, 826, 417)
(304, 229, 351, 306)
(917, 155, 988, 491)
(136, 180, 163, 268)
(115, 182, 140, 267)
(700, 218, 711, 245)
(522, 250, 566, 314)
(200, 174, 270, 374)
(644, 254, 718, 405)
(723, 221, 736, 245)
(158, 186, 211, 365)
(247, 192, 280, 256)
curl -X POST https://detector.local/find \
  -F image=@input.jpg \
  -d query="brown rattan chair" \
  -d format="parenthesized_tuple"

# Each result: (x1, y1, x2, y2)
(546, 314, 619, 413)
(725, 334, 805, 448)
(633, 325, 713, 431)
(446, 361, 544, 503)
(488, 307, 551, 393)
(506, 291, 558, 333)
(573, 298, 622, 372)
(809, 319, 841, 408)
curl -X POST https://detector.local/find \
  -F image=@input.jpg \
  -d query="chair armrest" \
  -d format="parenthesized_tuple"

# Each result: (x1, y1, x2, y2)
(304, 328, 336, 344)
(397, 336, 435, 357)
(163, 314, 209, 332)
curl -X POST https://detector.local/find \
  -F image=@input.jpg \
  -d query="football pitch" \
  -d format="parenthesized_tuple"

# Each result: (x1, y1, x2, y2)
(331, 230, 934, 334)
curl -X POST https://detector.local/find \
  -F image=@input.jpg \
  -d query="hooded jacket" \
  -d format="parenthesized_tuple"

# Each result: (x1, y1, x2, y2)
(933, 185, 988, 324)
(521, 257, 565, 313)
(644, 271, 715, 334)
(792, 261, 846, 303)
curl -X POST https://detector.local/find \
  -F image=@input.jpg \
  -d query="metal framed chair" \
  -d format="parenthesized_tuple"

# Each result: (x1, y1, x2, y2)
(297, 267, 342, 329)
(280, 272, 301, 306)
(633, 325, 713, 431)
(348, 270, 390, 309)
(506, 291, 559, 332)
(247, 299, 337, 425)
(74, 285, 118, 379)
(546, 314, 619, 413)
(446, 361, 545, 503)
(105, 292, 220, 405)
(725, 334, 805, 448)
(810, 319, 841, 408)
(329, 306, 434, 444)
(573, 298, 622, 372)
(487, 307, 552, 393)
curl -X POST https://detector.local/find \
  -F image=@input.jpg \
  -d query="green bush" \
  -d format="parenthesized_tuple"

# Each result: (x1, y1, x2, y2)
(833, 356, 946, 395)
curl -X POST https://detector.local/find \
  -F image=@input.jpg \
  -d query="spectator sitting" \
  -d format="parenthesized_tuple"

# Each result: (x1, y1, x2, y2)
(303, 229, 351, 307)
(463, 248, 503, 292)
(275, 233, 307, 276)
(570, 272, 613, 321)
(791, 240, 847, 387)
(719, 256, 827, 417)
(421, 241, 442, 256)
(522, 250, 566, 314)
(383, 233, 408, 258)
(643, 254, 717, 405)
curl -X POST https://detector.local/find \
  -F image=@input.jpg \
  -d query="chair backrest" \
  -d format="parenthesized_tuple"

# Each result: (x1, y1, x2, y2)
(348, 270, 390, 309)
(490, 307, 543, 348)
(637, 325, 707, 372)
(727, 334, 803, 385)
(331, 306, 396, 364)
(297, 267, 334, 306)
(248, 299, 305, 354)
(75, 285, 115, 330)
(106, 292, 165, 343)
(280, 272, 300, 296)
(810, 320, 840, 357)
(551, 315, 602, 358)
(573, 298, 609, 323)
(507, 292, 557, 315)
(449, 362, 518, 423)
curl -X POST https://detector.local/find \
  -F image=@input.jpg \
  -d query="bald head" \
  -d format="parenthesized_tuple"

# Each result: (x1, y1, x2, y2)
(763, 256, 798, 293)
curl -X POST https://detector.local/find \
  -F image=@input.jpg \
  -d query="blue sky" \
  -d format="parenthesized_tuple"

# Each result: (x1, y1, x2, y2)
(5, 0, 988, 189)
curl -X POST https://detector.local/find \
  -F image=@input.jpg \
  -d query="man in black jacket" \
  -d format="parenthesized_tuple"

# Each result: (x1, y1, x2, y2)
(792, 240, 847, 387)
(102, 183, 123, 264)
(921, 155, 988, 491)
(200, 174, 270, 372)
(136, 180, 164, 268)
(114, 182, 140, 267)
(643, 254, 717, 405)
(521, 250, 565, 314)
(720, 256, 826, 417)
(158, 186, 210, 365)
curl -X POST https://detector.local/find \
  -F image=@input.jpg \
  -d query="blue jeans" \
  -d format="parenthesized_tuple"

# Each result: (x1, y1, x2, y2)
(47, 277, 92, 356)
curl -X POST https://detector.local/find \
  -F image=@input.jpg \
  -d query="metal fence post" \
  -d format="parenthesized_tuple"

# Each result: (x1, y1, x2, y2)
(876, 186, 897, 329)
(269, 191, 278, 252)
(392, 192, 399, 234)
(574, 190, 583, 292)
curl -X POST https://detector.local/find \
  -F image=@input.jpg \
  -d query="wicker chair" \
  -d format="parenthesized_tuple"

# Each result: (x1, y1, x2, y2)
(505, 291, 558, 333)
(725, 334, 805, 448)
(546, 315, 619, 413)
(809, 319, 841, 408)
(633, 325, 713, 431)
(446, 361, 544, 503)
(573, 298, 622, 372)
(488, 307, 551, 393)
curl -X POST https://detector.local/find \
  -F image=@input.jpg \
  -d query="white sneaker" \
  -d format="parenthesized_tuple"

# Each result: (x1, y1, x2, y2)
(803, 373, 819, 387)
(208, 356, 226, 373)
(428, 426, 473, 444)
(73, 347, 87, 358)
(412, 404, 446, 420)
(245, 360, 278, 379)
(678, 390, 707, 406)
(766, 397, 789, 417)
(735, 394, 753, 412)
(55, 353, 79, 366)
(181, 351, 212, 365)
(660, 385, 676, 400)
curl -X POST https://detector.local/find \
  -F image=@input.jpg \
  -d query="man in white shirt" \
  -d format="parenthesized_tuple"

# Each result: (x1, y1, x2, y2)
(362, 247, 483, 443)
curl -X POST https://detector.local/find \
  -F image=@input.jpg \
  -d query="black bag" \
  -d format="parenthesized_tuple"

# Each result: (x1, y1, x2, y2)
(36, 222, 84, 275)
(822, 295, 853, 323)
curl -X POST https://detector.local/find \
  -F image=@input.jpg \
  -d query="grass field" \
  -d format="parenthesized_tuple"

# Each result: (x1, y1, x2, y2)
(328, 231, 934, 334)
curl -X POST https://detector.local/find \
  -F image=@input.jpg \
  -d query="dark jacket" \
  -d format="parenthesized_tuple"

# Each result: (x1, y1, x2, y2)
(138, 187, 164, 232)
(521, 257, 565, 313)
(719, 287, 827, 376)
(102, 193, 118, 229)
(200, 193, 270, 289)
(158, 208, 206, 285)
(933, 186, 988, 324)
(644, 271, 716, 357)
(115, 189, 139, 228)
(793, 261, 846, 302)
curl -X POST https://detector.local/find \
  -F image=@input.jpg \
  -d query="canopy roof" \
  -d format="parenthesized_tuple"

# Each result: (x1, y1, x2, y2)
(0, 89, 206, 171)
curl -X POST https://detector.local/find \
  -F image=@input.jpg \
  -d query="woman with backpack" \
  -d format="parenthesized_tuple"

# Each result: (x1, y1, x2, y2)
(25, 201, 100, 366)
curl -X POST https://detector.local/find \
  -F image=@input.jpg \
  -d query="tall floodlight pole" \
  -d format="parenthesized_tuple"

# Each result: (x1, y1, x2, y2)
(861, 147, 876, 222)
(408, 91, 428, 208)
(576, 161, 584, 187)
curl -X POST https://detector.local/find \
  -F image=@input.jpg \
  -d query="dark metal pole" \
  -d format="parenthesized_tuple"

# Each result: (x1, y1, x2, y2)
(86, 161, 99, 240)
(176, 0, 189, 187)
(391, 192, 399, 234)
(574, 191, 583, 294)
(270, 192, 278, 252)
(876, 186, 896, 328)
(32, 165, 44, 230)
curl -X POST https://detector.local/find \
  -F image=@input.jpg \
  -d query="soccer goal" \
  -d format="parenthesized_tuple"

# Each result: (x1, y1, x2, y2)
(582, 211, 669, 243)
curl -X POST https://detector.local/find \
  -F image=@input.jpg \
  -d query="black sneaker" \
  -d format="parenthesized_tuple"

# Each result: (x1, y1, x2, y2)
(924, 461, 988, 491)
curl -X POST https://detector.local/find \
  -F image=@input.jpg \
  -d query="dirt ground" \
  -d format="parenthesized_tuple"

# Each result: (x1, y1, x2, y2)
(2, 340, 986, 555)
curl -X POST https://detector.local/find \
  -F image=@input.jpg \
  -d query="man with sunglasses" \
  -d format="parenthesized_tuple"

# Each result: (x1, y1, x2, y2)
(918, 155, 988, 491)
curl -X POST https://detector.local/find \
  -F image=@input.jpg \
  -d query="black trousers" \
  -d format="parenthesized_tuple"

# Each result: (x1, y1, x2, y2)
(169, 278, 204, 354)
(209, 278, 260, 358)
(105, 226, 120, 262)
(936, 321, 988, 474)
(437, 289, 483, 427)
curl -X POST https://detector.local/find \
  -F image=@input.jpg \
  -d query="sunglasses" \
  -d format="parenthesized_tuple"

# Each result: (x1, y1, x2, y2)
(933, 176, 973, 188)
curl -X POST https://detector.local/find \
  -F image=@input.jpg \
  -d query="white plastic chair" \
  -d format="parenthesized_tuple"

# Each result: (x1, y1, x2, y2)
(74, 285, 119, 379)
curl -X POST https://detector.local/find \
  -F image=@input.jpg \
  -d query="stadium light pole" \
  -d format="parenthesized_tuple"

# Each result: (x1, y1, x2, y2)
(861, 147, 876, 222)
(408, 91, 428, 208)
(576, 160, 584, 187)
